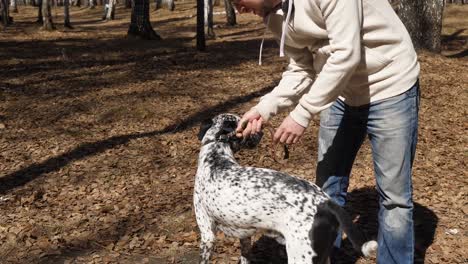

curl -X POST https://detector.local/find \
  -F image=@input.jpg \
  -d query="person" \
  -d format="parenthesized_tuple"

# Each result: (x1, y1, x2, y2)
(233, 0, 420, 263)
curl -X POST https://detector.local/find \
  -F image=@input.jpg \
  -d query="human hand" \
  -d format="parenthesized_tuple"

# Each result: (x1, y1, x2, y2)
(273, 115, 305, 145)
(236, 108, 263, 138)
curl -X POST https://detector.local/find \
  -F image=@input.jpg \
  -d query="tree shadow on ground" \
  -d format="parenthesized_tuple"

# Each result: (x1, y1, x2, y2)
(248, 187, 438, 264)
(1, 37, 276, 97)
(0, 82, 276, 195)
(441, 28, 467, 58)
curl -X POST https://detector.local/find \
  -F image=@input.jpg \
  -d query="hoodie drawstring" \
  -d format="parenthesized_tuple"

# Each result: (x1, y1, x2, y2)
(280, 0, 293, 57)
(258, 0, 294, 65)
(258, 15, 271, 65)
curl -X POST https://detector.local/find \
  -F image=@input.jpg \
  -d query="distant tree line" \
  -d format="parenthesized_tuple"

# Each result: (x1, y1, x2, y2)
(1, 0, 465, 52)
(445, 0, 467, 3)
(0, 0, 166, 39)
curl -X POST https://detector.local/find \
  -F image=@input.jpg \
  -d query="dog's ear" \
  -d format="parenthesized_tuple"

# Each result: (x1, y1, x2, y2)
(198, 118, 213, 141)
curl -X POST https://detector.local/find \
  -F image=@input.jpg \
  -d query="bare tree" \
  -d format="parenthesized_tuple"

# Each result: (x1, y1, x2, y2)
(203, 0, 236, 39)
(41, 0, 54, 30)
(224, 0, 236, 26)
(64, 0, 72, 28)
(36, 0, 43, 23)
(102, 0, 116, 20)
(155, 0, 174, 11)
(204, 0, 214, 38)
(10, 0, 18, 13)
(197, 0, 205, 50)
(127, 0, 161, 39)
(1, 0, 12, 26)
(395, 0, 445, 52)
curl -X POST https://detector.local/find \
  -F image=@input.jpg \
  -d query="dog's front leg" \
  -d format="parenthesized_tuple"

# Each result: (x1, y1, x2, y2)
(196, 210, 216, 264)
(199, 239, 215, 264)
(239, 237, 252, 264)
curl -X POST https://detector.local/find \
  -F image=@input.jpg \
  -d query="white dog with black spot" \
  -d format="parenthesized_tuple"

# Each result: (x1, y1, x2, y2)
(194, 113, 377, 264)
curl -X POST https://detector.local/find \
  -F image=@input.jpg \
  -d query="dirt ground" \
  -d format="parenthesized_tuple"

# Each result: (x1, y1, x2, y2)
(0, 2, 467, 264)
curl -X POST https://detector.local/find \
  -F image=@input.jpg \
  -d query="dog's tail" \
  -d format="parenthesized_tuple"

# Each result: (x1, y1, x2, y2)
(324, 200, 378, 257)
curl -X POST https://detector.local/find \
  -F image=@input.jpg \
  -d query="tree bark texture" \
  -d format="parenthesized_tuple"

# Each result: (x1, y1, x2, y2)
(41, 0, 55, 30)
(127, 0, 161, 40)
(103, 0, 116, 20)
(204, 0, 214, 38)
(1, 0, 12, 25)
(196, 0, 205, 50)
(64, 0, 71, 28)
(37, 0, 43, 22)
(224, 0, 236, 26)
(397, 0, 445, 52)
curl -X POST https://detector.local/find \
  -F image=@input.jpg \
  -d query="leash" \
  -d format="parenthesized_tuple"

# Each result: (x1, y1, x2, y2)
(262, 123, 289, 164)
(235, 121, 289, 164)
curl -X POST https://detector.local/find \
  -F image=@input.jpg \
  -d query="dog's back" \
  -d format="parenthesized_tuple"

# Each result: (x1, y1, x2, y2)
(196, 157, 330, 232)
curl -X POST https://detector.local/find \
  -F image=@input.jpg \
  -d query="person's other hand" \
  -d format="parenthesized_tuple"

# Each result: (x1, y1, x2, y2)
(274, 115, 305, 144)
(236, 109, 263, 138)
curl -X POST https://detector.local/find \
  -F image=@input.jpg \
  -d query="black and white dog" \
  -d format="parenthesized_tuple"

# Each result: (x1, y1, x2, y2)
(194, 113, 377, 264)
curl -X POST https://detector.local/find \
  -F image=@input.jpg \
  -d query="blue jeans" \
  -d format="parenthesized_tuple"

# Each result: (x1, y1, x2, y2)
(316, 82, 420, 264)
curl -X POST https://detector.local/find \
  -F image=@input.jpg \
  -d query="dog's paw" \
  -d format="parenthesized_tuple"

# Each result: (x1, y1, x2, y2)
(238, 256, 250, 264)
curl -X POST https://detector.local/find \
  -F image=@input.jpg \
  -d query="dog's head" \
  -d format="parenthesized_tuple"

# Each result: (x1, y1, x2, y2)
(198, 113, 263, 152)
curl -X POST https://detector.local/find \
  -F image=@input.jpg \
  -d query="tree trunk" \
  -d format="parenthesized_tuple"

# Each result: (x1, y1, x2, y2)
(37, 0, 43, 23)
(10, 0, 18, 13)
(224, 0, 235, 26)
(397, 0, 445, 52)
(89, 0, 95, 9)
(73, 0, 81, 7)
(155, 0, 174, 11)
(103, 0, 115, 20)
(42, 0, 55, 30)
(1, 0, 12, 25)
(196, 0, 205, 50)
(127, 0, 161, 40)
(1, 0, 7, 26)
(102, 0, 108, 19)
(64, 0, 72, 28)
(204, 0, 214, 38)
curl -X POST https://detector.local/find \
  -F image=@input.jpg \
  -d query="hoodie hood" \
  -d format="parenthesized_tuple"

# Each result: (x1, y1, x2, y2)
(258, 0, 294, 65)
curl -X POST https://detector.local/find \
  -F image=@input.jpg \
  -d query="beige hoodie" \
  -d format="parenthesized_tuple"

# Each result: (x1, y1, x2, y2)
(254, 0, 420, 127)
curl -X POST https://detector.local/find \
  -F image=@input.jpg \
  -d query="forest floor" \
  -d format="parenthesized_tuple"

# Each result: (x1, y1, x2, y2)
(0, 2, 467, 264)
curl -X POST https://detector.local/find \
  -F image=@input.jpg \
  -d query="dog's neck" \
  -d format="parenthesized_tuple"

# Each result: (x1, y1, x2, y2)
(198, 142, 239, 170)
